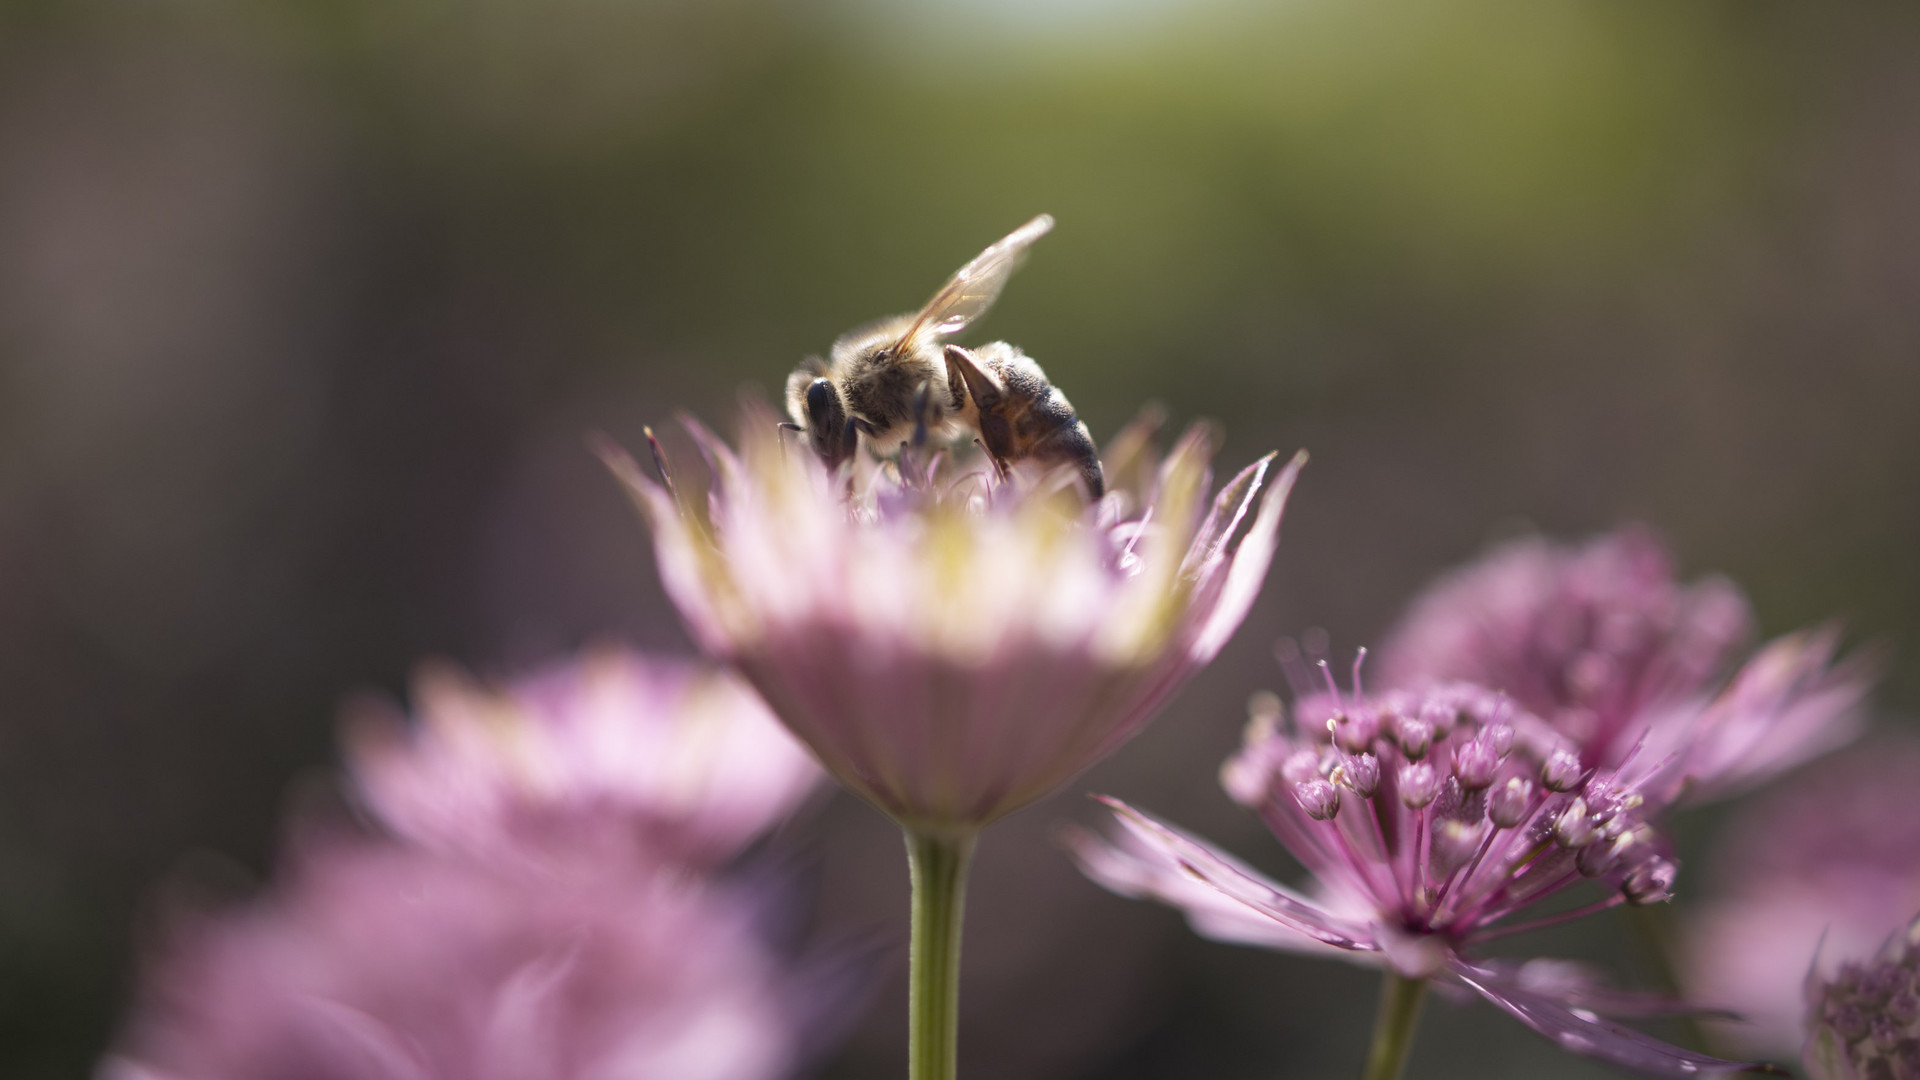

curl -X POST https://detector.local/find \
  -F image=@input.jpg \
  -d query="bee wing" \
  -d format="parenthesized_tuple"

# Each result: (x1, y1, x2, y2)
(894, 214, 1054, 353)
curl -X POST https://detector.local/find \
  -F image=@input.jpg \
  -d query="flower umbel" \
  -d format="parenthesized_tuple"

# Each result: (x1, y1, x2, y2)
(344, 647, 819, 869)
(1376, 526, 1871, 805)
(103, 645, 854, 1080)
(1803, 912, 1920, 1080)
(1073, 662, 1770, 1076)
(605, 408, 1303, 832)
(101, 834, 829, 1080)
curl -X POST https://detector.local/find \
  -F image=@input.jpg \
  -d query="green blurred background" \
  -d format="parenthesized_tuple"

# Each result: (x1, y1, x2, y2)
(1, 0, 1916, 1076)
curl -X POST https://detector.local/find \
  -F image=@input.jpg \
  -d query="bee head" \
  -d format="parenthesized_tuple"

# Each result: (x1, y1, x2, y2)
(804, 377, 859, 472)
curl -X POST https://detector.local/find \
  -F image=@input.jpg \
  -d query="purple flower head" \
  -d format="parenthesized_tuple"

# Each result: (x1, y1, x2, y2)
(1376, 526, 1872, 806)
(1073, 657, 1770, 1076)
(1802, 912, 1920, 1080)
(345, 647, 821, 870)
(100, 832, 837, 1080)
(604, 407, 1304, 831)
(1685, 742, 1920, 1055)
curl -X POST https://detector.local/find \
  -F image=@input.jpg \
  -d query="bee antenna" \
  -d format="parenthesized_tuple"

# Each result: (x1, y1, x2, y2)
(910, 381, 933, 450)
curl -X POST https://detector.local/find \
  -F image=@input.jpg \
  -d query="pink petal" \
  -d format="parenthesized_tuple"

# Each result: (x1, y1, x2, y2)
(1188, 450, 1306, 663)
(1097, 797, 1377, 954)
(1447, 959, 1783, 1076)
(1062, 822, 1356, 958)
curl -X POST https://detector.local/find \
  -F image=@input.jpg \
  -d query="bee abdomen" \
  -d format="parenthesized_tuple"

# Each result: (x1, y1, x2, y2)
(965, 344, 1105, 498)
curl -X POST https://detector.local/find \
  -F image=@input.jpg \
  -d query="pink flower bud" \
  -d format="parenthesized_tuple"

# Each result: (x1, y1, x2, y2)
(1488, 777, 1534, 828)
(1295, 778, 1342, 821)
(1542, 749, 1584, 792)
(1399, 761, 1439, 810)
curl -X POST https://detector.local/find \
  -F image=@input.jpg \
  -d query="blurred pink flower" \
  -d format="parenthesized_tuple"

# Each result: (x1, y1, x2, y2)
(1376, 526, 1870, 805)
(1073, 674, 1763, 1076)
(1685, 741, 1920, 1056)
(99, 832, 833, 1080)
(1801, 911, 1920, 1080)
(344, 647, 819, 869)
(604, 410, 1303, 831)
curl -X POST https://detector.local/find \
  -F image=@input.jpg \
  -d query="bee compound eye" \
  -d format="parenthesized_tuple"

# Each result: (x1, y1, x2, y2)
(806, 378, 838, 415)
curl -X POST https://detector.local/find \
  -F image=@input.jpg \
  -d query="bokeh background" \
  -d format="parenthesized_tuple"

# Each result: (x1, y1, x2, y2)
(2, 0, 1918, 1076)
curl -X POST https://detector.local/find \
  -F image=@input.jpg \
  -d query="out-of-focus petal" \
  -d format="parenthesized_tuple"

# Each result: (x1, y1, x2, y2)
(1685, 740, 1920, 1054)
(1664, 628, 1874, 805)
(1468, 959, 1739, 1019)
(345, 647, 820, 870)
(102, 833, 826, 1080)
(1447, 959, 1779, 1077)
(1377, 525, 1868, 809)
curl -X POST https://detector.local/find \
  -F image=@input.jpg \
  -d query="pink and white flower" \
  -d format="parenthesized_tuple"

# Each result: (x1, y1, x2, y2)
(1375, 526, 1870, 806)
(344, 647, 819, 869)
(605, 410, 1303, 832)
(100, 832, 834, 1080)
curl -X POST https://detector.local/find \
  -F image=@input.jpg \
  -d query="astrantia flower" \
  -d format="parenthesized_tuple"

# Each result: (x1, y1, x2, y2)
(1073, 670, 1766, 1076)
(345, 647, 819, 868)
(99, 832, 834, 1080)
(1685, 742, 1920, 1055)
(604, 409, 1302, 832)
(1802, 911, 1920, 1080)
(1375, 526, 1870, 805)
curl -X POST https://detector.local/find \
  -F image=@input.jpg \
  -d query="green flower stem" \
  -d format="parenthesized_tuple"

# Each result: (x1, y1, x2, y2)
(1627, 902, 1713, 1053)
(906, 828, 978, 1080)
(1362, 971, 1428, 1080)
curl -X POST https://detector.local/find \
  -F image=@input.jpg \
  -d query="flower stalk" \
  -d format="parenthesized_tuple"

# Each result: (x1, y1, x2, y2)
(907, 828, 977, 1080)
(1362, 972, 1427, 1080)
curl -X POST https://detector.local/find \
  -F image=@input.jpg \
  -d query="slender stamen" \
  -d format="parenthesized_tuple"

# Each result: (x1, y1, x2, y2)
(1412, 803, 1434, 914)
(1475, 863, 1589, 927)
(1351, 647, 1369, 700)
(1116, 505, 1154, 569)
(1312, 816, 1399, 905)
(1473, 893, 1627, 942)
(1317, 659, 1346, 711)
(1442, 789, 1554, 918)
(1430, 822, 1501, 920)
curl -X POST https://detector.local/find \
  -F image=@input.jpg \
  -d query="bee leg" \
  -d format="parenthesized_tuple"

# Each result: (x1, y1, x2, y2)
(910, 380, 934, 449)
(973, 437, 1011, 482)
(943, 345, 1016, 463)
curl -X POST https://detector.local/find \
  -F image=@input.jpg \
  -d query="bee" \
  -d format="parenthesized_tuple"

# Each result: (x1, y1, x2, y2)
(784, 214, 1105, 498)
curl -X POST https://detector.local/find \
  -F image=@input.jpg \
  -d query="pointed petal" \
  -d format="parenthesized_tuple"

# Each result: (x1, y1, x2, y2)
(1673, 628, 1875, 805)
(1178, 453, 1270, 580)
(1467, 958, 1742, 1020)
(1062, 823, 1357, 957)
(1189, 450, 1306, 662)
(678, 412, 747, 496)
(1096, 797, 1377, 953)
(1447, 959, 1785, 1076)
(593, 435, 680, 525)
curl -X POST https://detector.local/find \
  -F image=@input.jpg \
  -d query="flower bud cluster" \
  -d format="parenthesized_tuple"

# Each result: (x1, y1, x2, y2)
(1805, 915, 1920, 1080)
(1224, 677, 1678, 942)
